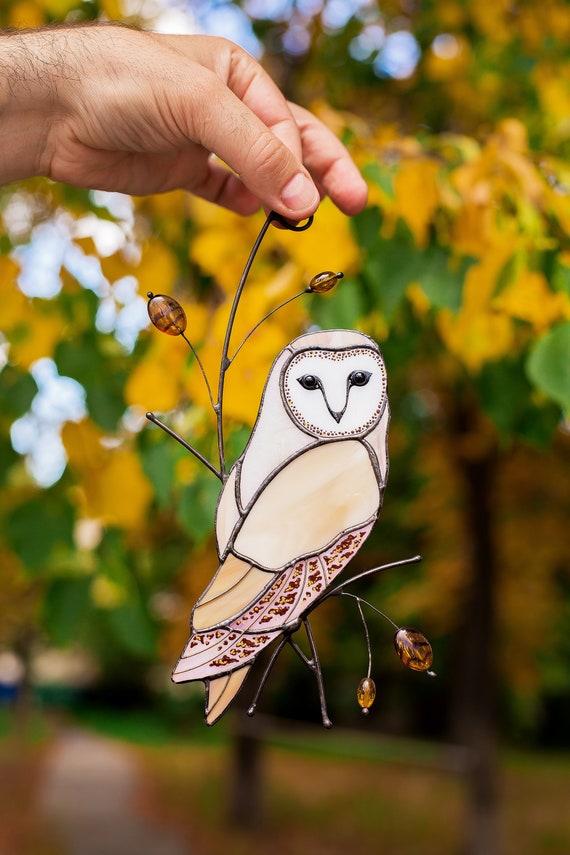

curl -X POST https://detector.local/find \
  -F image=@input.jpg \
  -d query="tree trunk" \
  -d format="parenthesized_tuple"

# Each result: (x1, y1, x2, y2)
(452, 438, 501, 855)
(227, 713, 266, 830)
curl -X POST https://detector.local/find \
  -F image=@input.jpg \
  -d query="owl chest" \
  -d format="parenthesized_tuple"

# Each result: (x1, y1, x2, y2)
(217, 439, 381, 572)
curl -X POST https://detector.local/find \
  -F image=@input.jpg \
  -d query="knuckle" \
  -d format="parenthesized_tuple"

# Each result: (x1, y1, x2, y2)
(243, 130, 288, 179)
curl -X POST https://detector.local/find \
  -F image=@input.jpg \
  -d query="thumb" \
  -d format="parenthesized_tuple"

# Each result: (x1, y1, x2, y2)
(193, 86, 320, 217)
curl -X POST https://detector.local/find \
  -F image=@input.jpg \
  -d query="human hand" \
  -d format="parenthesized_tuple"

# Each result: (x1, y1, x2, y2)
(0, 25, 367, 218)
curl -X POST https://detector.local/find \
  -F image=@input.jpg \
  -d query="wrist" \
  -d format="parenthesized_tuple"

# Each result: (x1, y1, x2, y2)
(0, 28, 68, 184)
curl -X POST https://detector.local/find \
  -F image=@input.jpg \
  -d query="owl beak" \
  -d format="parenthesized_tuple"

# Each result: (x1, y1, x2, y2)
(321, 390, 348, 424)
(327, 405, 346, 424)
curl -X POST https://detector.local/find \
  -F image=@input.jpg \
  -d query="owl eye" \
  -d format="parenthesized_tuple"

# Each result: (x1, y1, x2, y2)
(297, 374, 321, 391)
(349, 370, 372, 388)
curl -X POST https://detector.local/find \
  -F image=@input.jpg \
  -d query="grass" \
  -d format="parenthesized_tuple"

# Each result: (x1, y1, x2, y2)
(141, 741, 464, 855)
(1, 704, 570, 855)
(0, 706, 58, 855)
(131, 714, 570, 855)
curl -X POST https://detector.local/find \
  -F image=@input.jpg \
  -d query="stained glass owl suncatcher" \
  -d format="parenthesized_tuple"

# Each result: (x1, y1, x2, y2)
(146, 212, 434, 728)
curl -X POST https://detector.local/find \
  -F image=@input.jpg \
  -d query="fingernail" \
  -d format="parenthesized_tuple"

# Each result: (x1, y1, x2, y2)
(280, 173, 319, 212)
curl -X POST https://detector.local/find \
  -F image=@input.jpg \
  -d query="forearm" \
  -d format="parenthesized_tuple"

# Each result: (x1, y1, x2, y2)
(0, 24, 367, 215)
(0, 23, 151, 184)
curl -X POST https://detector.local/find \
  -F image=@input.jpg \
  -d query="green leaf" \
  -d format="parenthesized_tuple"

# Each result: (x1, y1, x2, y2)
(0, 434, 18, 485)
(44, 578, 92, 646)
(417, 248, 474, 313)
(526, 322, 570, 414)
(552, 258, 570, 298)
(178, 474, 220, 543)
(356, 214, 473, 319)
(362, 224, 422, 319)
(106, 595, 157, 659)
(0, 365, 38, 418)
(310, 277, 366, 330)
(352, 206, 383, 250)
(361, 163, 396, 200)
(224, 425, 251, 470)
(55, 335, 127, 430)
(141, 438, 182, 508)
(7, 496, 75, 573)
(476, 357, 560, 443)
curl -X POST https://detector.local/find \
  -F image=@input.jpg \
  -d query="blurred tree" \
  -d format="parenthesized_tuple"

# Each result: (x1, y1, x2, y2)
(1, 2, 570, 855)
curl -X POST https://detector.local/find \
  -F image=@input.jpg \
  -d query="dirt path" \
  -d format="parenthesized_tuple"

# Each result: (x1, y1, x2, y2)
(39, 728, 191, 855)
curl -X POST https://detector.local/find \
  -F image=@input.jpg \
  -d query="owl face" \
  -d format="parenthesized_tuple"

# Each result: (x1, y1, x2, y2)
(281, 344, 387, 438)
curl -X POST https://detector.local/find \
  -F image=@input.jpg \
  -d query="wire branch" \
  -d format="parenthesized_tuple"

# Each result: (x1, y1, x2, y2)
(215, 212, 313, 480)
(229, 288, 310, 363)
(316, 554, 422, 607)
(145, 412, 222, 481)
(179, 331, 216, 412)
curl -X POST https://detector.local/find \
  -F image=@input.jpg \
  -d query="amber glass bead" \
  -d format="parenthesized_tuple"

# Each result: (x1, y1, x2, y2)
(394, 628, 433, 672)
(147, 292, 187, 336)
(357, 677, 376, 713)
(308, 271, 344, 293)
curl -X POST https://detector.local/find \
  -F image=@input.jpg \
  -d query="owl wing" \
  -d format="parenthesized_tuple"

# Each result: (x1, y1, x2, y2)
(188, 438, 381, 635)
(172, 439, 382, 722)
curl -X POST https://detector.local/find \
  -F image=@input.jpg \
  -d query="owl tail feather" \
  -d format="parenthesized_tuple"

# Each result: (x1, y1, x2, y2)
(205, 666, 251, 725)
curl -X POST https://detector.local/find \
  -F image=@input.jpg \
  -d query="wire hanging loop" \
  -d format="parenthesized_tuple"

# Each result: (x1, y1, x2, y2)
(215, 211, 314, 479)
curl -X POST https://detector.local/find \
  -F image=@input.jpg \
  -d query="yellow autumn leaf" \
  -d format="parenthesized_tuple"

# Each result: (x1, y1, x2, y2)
(186, 280, 293, 425)
(43, 0, 79, 16)
(7, 301, 64, 369)
(62, 419, 105, 471)
(406, 282, 431, 317)
(461, 239, 520, 312)
(135, 238, 179, 299)
(7, 0, 45, 27)
(190, 227, 245, 294)
(451, 201, 495, 257)
(392, 158, 441, 247)
(175, 454, 200, 486)
(437, 307, 515, 372)
(126, 355, 183, 414)
(1, 260, 68, 367)
(126, 301, 211, 412)
(272, 198, 360, 278)
(470, 0, 513, 44)
(451, 120, 545, 222)
(99, 0, 122, 19)
(534, 62, 570, 133)
(138, 192, 191, 243)
(97, 249, 134, 285)
(0, 254, 20, 285)
(424, 34, 471, 82)
(0, 258, 25, 328)
(62, 420, 153, 529)
(91, 446, 153, 529)
(359, 310, 389, 342)
(189, 209, 263, 295)
(545, 183, 570, 237)
(436, 237, 519, 370)
(223, 317, 290, 425)
(433, 0, 467, 29)
(90, 575, 128, 609)
(493, 269, 570, 331)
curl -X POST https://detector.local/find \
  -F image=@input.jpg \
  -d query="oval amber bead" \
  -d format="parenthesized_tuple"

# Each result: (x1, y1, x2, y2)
(357, 677, 376, 711)
(147, 293, 187, 336)
(308, 271, 344, 293)
(394, 628, 433, 672)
